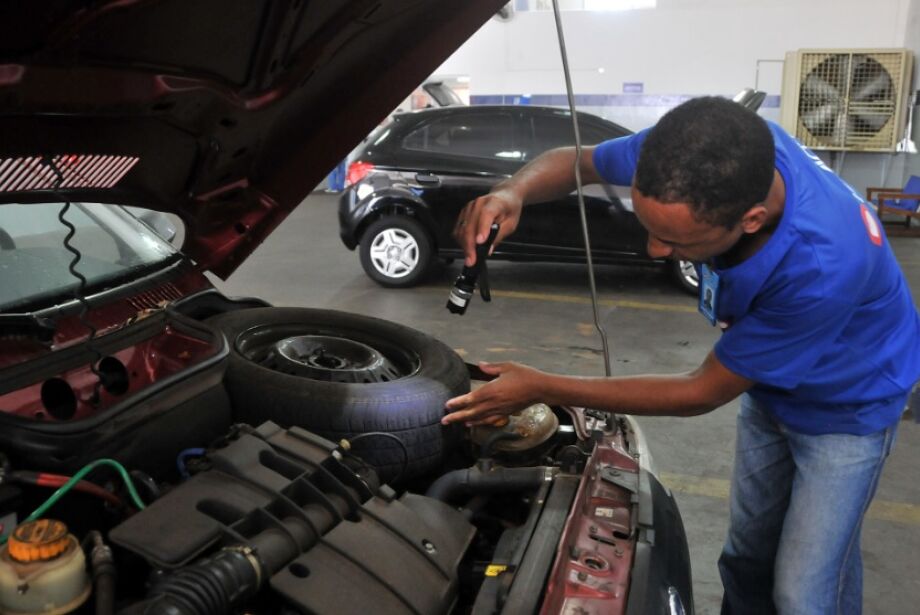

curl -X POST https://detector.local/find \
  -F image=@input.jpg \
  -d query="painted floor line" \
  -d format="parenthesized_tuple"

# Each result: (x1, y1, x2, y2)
(659, 472, 920, 526)
(423, 286, 697, 313)
(493, 289, 698, 313)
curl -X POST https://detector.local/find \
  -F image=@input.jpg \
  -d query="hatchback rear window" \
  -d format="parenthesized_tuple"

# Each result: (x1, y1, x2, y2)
(402, 113, 518, 160)
(527, 113, 628, 159)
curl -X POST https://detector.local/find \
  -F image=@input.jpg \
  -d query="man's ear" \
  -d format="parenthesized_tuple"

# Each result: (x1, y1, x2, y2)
(739, 204, 768, 234)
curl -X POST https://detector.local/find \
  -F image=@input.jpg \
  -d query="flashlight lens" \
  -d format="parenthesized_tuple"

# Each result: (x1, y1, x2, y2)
(447, 287, 472, 314)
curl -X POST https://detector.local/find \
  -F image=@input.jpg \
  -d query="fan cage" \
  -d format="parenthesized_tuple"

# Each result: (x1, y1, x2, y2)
(793, 50, 909, 152)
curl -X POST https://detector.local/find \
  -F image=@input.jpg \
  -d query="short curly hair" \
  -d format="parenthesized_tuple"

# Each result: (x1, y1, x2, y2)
(635, 96, 775, 229)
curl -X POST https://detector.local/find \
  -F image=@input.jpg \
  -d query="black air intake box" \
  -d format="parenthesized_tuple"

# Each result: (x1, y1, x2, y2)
(111, 422, 475, 614)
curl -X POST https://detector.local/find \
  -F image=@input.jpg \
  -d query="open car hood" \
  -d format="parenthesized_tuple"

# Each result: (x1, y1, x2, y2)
(0, 0, 505, 277)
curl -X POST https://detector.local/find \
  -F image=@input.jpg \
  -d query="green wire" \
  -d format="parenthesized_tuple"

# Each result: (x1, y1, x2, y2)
(0, 458, 146, 545)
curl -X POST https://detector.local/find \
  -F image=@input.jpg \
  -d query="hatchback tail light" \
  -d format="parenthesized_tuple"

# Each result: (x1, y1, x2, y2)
(345, 161, 375, 187)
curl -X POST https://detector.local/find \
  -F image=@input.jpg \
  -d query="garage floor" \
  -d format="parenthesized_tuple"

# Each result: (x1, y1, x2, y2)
(215, 193, 920, 614)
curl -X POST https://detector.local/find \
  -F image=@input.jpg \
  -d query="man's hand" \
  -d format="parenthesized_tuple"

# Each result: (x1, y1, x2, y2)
(454, 190, 523, 267)
(452, 145, 603, 267)
(442, 351, 752, 425)
(442, 361, 545, 426)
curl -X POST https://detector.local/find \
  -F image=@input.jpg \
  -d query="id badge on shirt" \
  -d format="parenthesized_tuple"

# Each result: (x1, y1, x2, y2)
(698, 263, 720, 326)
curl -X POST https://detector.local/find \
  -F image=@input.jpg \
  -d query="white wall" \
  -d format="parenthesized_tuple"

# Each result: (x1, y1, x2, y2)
(442, 1, 909, 95)
(435, 0, 920, 191)
(888, 0, 920, 185)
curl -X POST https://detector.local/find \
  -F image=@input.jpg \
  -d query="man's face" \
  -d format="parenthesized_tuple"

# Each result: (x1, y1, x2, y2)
(631, 186, 744, 262)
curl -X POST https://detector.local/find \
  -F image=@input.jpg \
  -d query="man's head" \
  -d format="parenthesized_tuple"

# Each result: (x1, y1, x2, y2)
(632, 96, 776, 261)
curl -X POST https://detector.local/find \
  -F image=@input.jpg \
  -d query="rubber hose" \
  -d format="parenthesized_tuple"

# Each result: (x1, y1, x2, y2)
(479, 431, 522, 459)
(86, 531, 116, 615)
(95, 571, 117, 615)
(425, 466, 550, 503)
(129, 549, 261, 615)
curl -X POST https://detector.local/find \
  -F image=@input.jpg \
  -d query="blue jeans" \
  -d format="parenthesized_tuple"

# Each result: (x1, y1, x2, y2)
(719, 394, 897, 615)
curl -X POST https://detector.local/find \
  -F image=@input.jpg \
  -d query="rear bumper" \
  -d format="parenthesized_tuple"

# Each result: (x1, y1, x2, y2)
(337, 188, 360, 249)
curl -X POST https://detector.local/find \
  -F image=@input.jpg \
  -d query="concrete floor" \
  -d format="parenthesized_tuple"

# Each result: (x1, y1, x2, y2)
(214, 193, 920, 614)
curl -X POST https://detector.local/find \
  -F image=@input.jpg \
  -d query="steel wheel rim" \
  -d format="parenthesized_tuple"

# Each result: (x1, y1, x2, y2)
(369, 228, 420, 279)
(235, 324, 421, 383)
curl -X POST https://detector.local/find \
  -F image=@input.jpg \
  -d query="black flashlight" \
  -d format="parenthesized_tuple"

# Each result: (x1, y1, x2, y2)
(447, 223, 499, 315)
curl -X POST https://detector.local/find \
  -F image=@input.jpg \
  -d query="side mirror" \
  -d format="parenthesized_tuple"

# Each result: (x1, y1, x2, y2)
(422, 81, 465, 107)
(733, 88, 767, 112)
(127, 207, 178, 244)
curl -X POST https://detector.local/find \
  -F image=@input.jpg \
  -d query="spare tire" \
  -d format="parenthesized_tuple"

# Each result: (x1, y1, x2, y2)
(206, 307, 468, 481)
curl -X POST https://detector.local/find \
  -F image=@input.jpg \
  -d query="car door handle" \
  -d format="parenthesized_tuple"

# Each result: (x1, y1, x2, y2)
(415, 172, 441, 186)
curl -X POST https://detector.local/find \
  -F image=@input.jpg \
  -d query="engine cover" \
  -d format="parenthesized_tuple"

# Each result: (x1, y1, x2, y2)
(110, 422, 475, 614)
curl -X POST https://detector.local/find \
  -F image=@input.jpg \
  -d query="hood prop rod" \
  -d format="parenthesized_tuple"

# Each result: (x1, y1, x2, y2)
(550, 0, 612, 377)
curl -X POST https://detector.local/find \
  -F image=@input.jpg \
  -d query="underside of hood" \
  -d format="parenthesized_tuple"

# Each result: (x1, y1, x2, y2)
(0, 0, 506, 277)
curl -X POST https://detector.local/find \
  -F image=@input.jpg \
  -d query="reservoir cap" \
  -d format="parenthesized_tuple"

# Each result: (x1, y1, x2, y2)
(8, 519, 70, 563)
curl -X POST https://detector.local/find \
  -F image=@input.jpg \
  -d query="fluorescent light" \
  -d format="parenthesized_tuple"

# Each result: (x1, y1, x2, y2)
(584, 0, 656, 10)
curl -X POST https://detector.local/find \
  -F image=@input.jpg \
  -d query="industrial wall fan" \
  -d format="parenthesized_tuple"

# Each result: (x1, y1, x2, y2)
(780, 49, 913, 152)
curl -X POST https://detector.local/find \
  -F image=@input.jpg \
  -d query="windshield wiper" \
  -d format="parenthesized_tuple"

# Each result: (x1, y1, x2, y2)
(0, 313, 56, 344)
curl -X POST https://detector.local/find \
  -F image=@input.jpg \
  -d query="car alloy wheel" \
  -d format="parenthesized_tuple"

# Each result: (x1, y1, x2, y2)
(672, 259, 700, 295)
(359, 215, 433, 288)
(370, 228, 419, 277)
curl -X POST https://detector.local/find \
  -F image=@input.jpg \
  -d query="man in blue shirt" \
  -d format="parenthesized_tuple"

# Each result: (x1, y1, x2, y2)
(443, 97, 920, 614)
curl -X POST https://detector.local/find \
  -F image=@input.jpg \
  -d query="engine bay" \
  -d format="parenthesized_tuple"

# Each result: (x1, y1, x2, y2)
(0, 293, 662, 615)
(0, 366, 643, 614)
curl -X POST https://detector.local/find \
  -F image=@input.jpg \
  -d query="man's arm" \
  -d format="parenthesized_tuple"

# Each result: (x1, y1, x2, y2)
(455, 146, 603, 266)
(442, 351, 752, 426)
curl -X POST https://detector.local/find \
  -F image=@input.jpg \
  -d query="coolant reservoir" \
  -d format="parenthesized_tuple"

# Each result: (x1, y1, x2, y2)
(471, 402, 560, 454)
(0, 519, 91, 615)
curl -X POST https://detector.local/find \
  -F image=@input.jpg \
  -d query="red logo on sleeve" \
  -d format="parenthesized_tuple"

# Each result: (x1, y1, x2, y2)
(860, 203, 883, 246)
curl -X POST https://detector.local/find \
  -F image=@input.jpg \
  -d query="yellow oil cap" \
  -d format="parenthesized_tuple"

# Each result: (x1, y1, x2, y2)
(7, 519, 70, 563)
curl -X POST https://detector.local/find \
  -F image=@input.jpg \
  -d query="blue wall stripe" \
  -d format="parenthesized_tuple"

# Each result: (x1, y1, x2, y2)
(470, 94, 781, 108)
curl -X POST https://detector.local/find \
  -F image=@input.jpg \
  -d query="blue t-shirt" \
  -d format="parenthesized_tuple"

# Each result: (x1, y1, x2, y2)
(594, 123, 920, 435)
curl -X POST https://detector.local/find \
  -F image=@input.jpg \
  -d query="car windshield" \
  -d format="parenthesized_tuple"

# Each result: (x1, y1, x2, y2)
(0, 202, 179, 312)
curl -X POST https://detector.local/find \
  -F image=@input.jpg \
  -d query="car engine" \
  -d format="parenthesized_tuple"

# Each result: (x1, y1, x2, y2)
(0, 298, 682, 615)
(0, 391, 631, 614)
(112, 421, 474, 614)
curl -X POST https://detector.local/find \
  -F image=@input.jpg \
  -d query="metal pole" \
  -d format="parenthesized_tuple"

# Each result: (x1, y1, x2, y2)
(550, 0, 612, 377)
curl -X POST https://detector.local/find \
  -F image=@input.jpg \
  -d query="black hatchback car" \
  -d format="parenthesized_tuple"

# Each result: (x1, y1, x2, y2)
(338, 105, 700, 293)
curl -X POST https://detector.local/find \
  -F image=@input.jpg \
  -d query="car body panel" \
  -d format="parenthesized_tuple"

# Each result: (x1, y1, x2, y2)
(338, 174, 440, 249)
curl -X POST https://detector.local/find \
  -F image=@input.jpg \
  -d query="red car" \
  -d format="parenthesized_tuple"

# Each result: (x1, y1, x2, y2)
(0, 2, 691, 614)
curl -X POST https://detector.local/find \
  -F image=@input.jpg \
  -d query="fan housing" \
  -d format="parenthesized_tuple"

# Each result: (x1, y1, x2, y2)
(780, 49, 913, 152)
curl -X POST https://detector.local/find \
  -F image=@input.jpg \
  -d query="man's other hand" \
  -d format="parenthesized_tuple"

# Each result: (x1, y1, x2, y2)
(442, 361, 545, 426)
(453, 190, 522, 267)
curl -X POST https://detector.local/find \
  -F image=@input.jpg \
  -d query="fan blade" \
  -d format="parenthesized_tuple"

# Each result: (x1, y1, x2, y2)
(851, 71, 893, 102)
(801, 102, 843, 137)
(801, 73, 844, 101)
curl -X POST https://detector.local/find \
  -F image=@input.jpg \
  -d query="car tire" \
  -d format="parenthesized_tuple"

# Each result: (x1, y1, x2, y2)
(359, 215, 433, 288)
(671, 259, 700, 296)
(206, 307, 468, 482)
